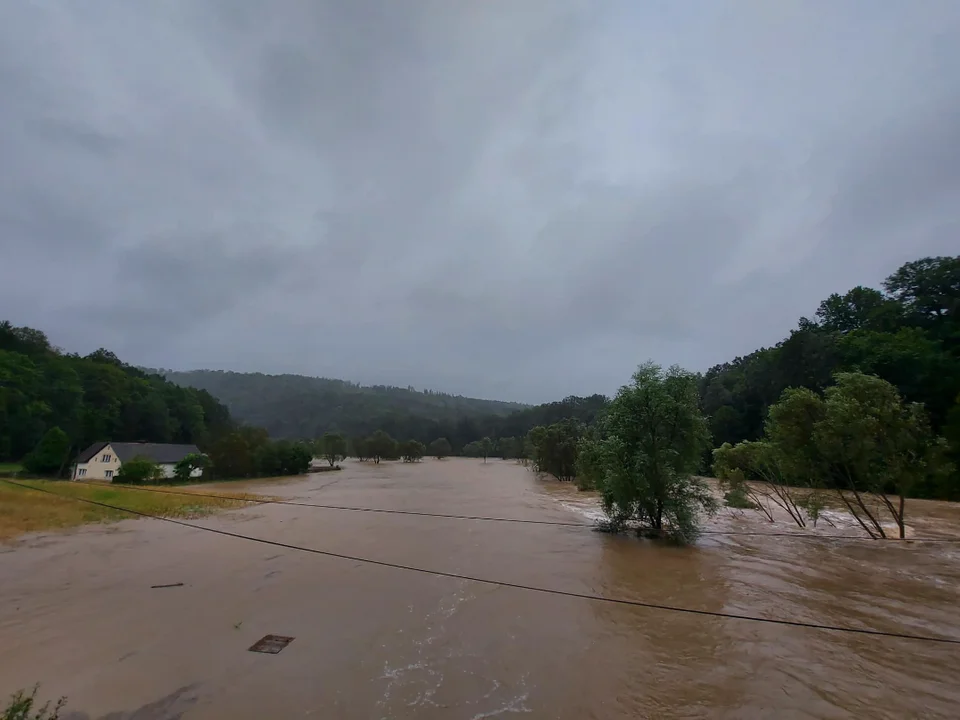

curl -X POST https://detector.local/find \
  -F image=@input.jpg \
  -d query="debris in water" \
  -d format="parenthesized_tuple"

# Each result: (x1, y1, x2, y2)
(150, 582, 184, 589)
(248, 634, 295, 654)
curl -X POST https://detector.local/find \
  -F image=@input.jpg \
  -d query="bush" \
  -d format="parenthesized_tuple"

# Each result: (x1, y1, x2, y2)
(173, 453, 210, 482)
(2, 686, 66, 720)
(723, 484, 758, 510)
(22, 427, 71, 477)
(114, 456, 164, 484)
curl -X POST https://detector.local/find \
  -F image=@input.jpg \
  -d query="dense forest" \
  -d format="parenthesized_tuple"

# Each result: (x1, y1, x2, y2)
(698, 255, 960, 498)
(0, 322, 234, 466)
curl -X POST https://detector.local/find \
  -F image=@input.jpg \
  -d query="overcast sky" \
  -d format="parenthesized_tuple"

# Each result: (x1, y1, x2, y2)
(2, 1, 958, 403)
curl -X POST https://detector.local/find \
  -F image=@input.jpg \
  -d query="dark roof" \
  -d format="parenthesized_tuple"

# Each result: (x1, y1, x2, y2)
(76, 442, 200, 465)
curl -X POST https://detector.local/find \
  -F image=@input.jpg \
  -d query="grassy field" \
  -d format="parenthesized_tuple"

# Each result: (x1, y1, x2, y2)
(0, 462, 23, 474)
(0, 480, 263, 543)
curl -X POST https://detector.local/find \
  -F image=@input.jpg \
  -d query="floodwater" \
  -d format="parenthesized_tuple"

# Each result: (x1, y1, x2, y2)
(1, 459, 959, 719)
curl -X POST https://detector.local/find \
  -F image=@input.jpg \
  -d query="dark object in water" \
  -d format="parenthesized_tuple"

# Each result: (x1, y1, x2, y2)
(150, 582, 184, 589)
(249, 634, 295, 654)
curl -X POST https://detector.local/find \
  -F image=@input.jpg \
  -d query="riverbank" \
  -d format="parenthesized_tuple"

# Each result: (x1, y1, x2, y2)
(0, 480, 262, 542)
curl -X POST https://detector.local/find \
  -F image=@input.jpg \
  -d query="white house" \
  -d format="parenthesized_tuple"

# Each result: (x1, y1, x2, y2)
(72, 442, 204, 481)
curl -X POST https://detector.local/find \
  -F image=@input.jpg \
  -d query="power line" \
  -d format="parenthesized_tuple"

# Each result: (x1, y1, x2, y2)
(67, 480, 960, 543)
(5, 479, 959, 647)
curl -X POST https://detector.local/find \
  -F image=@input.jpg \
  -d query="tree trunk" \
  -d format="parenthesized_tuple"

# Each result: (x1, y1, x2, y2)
(898, 494, 905, 539)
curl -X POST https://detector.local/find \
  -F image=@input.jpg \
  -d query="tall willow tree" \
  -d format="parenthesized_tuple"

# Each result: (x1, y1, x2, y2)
(587, 362, 716, 544)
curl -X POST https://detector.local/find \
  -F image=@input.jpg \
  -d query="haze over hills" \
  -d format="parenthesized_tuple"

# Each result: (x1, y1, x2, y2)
(157, 369, 529, 441)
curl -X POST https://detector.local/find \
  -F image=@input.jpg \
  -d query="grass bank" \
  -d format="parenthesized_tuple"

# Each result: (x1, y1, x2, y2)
(0, 480, 263, 543)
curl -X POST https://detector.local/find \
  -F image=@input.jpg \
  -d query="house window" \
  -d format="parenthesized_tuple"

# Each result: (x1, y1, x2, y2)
(104, 470, 114, 479)
(77, 468, 87, 478)
(101, 454, 112, 462)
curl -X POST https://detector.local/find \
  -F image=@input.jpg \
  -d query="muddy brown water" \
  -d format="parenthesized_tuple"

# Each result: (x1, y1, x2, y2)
(2, 459, 959, 719)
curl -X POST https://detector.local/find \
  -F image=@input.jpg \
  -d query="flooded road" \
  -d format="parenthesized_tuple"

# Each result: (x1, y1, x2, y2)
(2, 459, 959, 719)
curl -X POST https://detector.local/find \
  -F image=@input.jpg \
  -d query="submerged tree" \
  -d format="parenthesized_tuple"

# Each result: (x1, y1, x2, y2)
(594, 362, 717, 543)
(479, 437, 493, 463)
(399, 439, 426, 462)
(368, 430, 397, 464)
(319, 432, 347, 467)
(713, 440, 805, 526)
(749, 372, 952, 539)
(429, 437, 452, 459)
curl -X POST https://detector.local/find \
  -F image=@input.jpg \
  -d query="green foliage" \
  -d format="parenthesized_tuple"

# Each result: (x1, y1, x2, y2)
(351, 436, 370, 461)
(595, 363, 716, 544)
(574, 436, 603, 491)
(497, 436, 520, 460)
(723, 482, 758, 510)
(173, 453, 210, 482)
(2, 686, 65, 720)
(252, 440, 313, 476)
(319, 432, 347, 467)
(0, 322, 234, 465)
(462, 440, 481, 457)
(115, 456, 164, 485)
(700, 255, 960, 500)
(22, 427, 71, 477)
(479, 437, 493, 462)
(429, 437, 452, 459)
(368, 430, 397, 464)
(399, 439, 426, 462)
(760, 372, 952, 538)
(204, 428, 310, 479)
(528, 420, 583, 481)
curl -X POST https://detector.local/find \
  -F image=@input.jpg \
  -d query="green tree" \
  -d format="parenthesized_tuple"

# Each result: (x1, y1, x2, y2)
(206, 426, 270, 478)
(479, 437, 493, 463)
(528, 420, 582, 481)
(429, 437, 452, 459)
(461, 440, 481, 457)
(815, 286, 902, 333)
(368, 430, 396, 464)
(764, 372, 951, 538)
(351, 437, 370, 461)
(115, 456, 164, 484)
(319, 432, 347, 467)
(595, 363, 716, 543)
(574, 435, 603, 491)
(712, 441, 799, 524)
(399, 439, 426, 462)
(22, 427, 72, 477)
(883, 256, 959, 323)
(497, 437, 518, 460)
(173, 453, 210, 482)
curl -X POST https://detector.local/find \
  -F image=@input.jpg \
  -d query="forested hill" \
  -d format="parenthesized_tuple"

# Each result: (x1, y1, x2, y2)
(0, 322, 234, 464)
(159, 370, 529, 442)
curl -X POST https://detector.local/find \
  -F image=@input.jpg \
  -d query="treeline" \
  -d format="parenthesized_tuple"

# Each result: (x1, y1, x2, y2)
(0, 322, 234, 467)
(699, 255, 960, 499)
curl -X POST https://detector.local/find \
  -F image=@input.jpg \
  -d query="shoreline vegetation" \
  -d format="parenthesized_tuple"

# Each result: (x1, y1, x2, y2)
(1, 254, 958, 545)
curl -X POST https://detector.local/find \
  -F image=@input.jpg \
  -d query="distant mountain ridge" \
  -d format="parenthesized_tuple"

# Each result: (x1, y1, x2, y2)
(154, 369, 528, 440)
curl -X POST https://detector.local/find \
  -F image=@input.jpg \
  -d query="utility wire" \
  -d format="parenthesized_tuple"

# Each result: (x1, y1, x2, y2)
(69, 480, 960, 543)
(5, 479, 959, 647)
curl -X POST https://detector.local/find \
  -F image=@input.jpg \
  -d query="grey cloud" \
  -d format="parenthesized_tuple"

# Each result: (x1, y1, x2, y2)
(1, 0, 959, 403)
